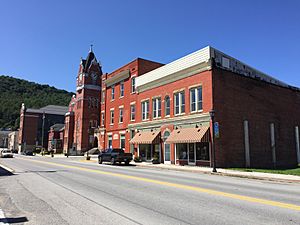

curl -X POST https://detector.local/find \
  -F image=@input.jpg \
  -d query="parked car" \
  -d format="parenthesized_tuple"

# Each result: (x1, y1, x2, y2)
(22, 150, 34, 156)
(98, 148, 133, 165)
(0, 150, 13, 158)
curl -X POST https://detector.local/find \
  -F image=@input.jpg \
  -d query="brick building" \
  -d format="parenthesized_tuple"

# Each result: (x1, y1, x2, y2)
(65, 46, 300, 168)
(63, 47, 103, 155)
(48, 124, 64, 153)
(19, 104, 68, 153)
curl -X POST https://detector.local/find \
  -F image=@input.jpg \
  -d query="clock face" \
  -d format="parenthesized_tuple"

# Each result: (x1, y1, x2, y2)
(91, 72, 98, 81)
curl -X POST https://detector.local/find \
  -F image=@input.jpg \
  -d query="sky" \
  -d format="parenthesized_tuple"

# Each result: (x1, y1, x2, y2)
(0, 0, 300, 92)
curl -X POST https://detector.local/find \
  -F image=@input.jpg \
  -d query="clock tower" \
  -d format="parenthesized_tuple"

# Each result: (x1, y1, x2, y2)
(72, 46, 103, 153)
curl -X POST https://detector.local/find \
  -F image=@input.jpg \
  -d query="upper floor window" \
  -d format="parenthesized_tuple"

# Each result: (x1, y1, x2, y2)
(130, 105, 136, 121)
(174, 91, 185, 115)
(111, 86, 115, 100)
(131, 77, 136, 93)
(101, 91, 105, 103)
(101, 112, 105, 126)
(152, 97, 161, 118)
(141, 100, 149, 120)
(190, 86, 203, 112)
(110, 109, 114, 124)
(119, 108, 124, 123)
(165, 95, 170, 116)
(120, 82, 124, 97)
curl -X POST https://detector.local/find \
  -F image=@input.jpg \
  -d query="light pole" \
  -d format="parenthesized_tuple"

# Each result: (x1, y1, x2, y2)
(210, 110, 217, 173)
(41, 112, 45, 155)
(21, 103, 27, 153)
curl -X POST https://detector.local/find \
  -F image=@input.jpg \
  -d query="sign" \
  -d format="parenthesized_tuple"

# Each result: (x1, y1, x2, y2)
(214, 122, 220, 138)
(113, 134, 119, 140)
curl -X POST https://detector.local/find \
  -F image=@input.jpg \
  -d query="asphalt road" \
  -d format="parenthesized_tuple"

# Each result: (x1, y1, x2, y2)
(0, 155, 300, 225)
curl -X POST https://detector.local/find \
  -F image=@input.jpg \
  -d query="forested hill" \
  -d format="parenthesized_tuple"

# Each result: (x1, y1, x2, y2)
(0, 75, 74, 130)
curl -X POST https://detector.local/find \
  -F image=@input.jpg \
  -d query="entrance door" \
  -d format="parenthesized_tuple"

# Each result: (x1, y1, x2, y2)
(188, 143, 196, 165)
(163, 131, 171, 164)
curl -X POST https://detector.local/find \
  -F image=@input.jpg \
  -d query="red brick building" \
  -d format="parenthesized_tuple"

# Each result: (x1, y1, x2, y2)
(48, 123, 64, 153)
(19, 104, 68, 153)
(65, 46, 300, 168)
(63, 47, 103, 155)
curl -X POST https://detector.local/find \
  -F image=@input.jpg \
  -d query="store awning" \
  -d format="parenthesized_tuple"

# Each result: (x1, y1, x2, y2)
(130, 130, 160, 144)
(165, 126, 210, 144)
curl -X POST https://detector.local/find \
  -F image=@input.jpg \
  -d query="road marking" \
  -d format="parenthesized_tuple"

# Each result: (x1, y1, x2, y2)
(18, 157, 300, 211)
(0, 163, 14, 173)
(0, 208, 9, 225)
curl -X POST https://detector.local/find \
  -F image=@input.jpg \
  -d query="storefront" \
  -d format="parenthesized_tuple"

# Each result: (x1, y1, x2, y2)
(166, 126, 211, 166)
(130, 130, 161, 162)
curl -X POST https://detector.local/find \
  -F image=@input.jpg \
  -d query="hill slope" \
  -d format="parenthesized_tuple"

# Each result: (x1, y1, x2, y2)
(0, 75, 74, 130)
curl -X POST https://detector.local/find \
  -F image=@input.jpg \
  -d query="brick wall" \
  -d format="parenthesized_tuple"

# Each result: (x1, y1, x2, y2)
(213, 67, 300, 168)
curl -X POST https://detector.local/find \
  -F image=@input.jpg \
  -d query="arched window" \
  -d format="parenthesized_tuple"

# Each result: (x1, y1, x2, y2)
(165, 95, 170, 116)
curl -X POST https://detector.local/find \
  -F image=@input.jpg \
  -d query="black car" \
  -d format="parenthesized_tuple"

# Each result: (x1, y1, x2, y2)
(23, 150, 34, 156)
(98, 148, 133, 165)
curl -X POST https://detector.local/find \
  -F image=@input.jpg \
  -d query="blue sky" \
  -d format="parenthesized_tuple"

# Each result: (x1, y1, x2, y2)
(1, 0, 299, 92)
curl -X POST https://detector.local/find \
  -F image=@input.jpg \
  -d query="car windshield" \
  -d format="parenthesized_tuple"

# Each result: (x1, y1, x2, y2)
(3, 150, 12, 153)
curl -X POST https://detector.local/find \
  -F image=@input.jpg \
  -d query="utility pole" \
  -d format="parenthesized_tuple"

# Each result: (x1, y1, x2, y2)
(210, 110, 217, 173)
(41, 112, 45, 154)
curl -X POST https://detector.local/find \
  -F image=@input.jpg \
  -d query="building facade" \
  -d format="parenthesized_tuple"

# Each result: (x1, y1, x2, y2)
(48, 124, 64, 153)
(8, 131, 19, 152)
(63, 48, 103, 155)
(65, 46, 300, 168)
(19, 104, 68, 153)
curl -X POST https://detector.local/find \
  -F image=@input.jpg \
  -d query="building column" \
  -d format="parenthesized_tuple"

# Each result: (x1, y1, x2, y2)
(270, 123, 276, 168)
(244, 120, 251, 168)
(295, 126, 300, 164)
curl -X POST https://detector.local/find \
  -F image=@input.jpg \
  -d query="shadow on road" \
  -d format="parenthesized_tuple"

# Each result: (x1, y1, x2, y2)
(0, 166, 14, 176)
(0, 216, 28, 223)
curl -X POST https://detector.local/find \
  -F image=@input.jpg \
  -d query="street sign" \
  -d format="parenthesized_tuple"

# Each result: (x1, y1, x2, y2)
(214, 122, 220, 138)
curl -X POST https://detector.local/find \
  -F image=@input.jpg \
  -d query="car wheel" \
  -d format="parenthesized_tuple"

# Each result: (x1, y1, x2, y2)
(111, 157, 116, 165)
(125, 160, 130, 165)
(98, 157, 102, 164)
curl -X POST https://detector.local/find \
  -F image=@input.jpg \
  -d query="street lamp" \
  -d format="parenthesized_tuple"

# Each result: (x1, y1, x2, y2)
(209, 109, 217, 173)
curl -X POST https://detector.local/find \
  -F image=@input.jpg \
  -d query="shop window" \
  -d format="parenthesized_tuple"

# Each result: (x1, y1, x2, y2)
(176, 143, 188, 160)
(196, 142, 210, 161)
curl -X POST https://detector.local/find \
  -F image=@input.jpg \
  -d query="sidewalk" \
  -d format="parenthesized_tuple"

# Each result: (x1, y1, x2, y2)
(34, 154, 300, 183)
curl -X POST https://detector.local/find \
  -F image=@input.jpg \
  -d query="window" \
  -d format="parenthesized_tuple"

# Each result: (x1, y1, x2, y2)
(196, 142, 210, 160)
(88, 97, 91, 108)
(174, 91, 185, 115)
(119, 108, 124, 123)
(111, 86, 115, 100)
(120, 134, 125, 149)
(101, 112, 105, 126)
(110, 109, 114, 124)
(165, 96, 170, 116)
(131, 77, 136, 93)
(141, 100, 149, 120)
(130, 105, 135, 121)
(108, 135, 112, 149)
(190, 86, 202, 112)
(152, 97, 161, 118)
(101, 91, 105, 103)
(120, 82, 124, 97)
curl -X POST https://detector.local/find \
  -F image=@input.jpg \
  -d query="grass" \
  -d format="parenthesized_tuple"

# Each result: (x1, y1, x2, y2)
(229, 165, 300, 176)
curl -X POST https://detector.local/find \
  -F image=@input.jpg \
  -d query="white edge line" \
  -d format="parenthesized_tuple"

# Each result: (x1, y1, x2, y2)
(0, 208, 9, 225)
(0, 163, 14, 173)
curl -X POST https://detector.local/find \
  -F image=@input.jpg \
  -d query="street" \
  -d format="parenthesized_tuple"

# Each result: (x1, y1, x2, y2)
(0, 155, 300, 225)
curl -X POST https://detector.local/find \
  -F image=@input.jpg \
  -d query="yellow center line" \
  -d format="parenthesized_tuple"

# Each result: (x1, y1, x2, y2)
(19, 157, 300, 211)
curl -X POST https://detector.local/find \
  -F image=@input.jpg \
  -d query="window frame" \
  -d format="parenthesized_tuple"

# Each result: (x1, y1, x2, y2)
(190, 86, 203, 112)
(152, 97, 161, 119)
(119, 108, 124, 123)
(120, 82, 124, 98)
(174, 91, 185, 115)
(131, 77, 136, 93)
(111, 86, 115, 100)
(141, 100, 150, 121)
(110, 109, 114, 125)
(165, 95, 170, 116)
(130, 104, 136, 121)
